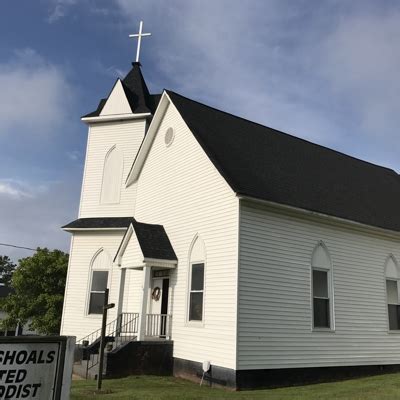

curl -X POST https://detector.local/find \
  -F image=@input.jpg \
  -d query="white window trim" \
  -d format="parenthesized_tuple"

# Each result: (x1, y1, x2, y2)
(187, 262, 205, 325)
(99, 145, 124, 205)
(385, 255, 400, 332)
(185, 235, 207, 327)
(87, 270, 110, 316)
(85, 249, 111, 317)
(311, 242, 335, 332)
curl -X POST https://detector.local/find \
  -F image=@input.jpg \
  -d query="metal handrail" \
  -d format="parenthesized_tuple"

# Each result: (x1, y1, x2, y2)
(83, 313, 139, 379)
(77, 312, 139, 346)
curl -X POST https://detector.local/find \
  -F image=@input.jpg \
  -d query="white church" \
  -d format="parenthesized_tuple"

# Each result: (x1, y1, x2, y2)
(61, 23, 400, 388)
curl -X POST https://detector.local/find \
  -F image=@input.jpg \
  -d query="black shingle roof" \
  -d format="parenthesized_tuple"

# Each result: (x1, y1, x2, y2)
(82, 63, 160, 118)
(62, 217, 135, 230)
(167, 90, 400, 233)
(131, 221, 177, 261)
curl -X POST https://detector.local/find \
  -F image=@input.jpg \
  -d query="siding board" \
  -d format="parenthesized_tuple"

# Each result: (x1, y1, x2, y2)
(133, 102, 238, 369)
(238, 201, 400, 370)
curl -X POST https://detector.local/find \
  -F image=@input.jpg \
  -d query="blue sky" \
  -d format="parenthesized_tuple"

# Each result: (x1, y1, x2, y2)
(1, 0, 400, 261)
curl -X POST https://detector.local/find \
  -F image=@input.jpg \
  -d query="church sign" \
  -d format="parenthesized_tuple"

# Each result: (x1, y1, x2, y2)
(0, 336, 74, 399)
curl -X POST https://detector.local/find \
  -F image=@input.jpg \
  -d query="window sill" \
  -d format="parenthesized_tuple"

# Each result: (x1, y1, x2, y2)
(312, 328, 335, 333)
(388, 330, 400, 334)
(185, 321, 205, 328)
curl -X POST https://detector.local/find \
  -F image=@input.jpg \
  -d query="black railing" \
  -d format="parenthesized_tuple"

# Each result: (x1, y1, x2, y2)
(76, 312, 139, 379)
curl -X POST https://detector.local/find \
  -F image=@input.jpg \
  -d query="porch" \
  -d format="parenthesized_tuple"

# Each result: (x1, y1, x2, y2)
(74, 312, 172, 379)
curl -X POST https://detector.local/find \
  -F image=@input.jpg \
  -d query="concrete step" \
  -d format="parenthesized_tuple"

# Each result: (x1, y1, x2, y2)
(73, 359, 100, 380)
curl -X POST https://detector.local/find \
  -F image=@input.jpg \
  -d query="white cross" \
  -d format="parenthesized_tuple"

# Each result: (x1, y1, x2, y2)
(129, 21, 152, 63)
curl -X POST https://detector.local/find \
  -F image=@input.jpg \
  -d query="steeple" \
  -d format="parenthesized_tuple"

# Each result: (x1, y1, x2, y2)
(82, 62, 159, 118)
(82, 21, 159, 119)
(121, 62, 157, 114)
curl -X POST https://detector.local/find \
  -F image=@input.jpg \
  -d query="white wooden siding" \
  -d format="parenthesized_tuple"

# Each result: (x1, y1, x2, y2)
(133, 101, 239, 370)
(79, 120, 145, 217)
(121, 230, 144, 268)
(121, 269, 142, 313)
(238, 200, 400, 370)
(60, 231, 125, 340)
(100, 80, 132, 116)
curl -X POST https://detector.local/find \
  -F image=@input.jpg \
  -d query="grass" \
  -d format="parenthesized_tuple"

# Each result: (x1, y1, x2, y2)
(71, 373, 400, 399)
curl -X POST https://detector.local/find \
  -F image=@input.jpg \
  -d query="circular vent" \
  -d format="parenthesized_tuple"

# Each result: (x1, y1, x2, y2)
(164, 127, 174, 147)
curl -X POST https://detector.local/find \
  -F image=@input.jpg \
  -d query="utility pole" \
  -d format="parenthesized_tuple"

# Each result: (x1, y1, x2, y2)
(97, 288, 115, 391)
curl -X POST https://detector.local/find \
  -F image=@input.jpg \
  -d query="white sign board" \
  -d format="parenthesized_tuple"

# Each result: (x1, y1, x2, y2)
(0, 336, 74, 400)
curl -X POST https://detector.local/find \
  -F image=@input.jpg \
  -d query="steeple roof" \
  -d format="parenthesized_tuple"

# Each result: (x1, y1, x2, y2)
(82, 62, 160, 118)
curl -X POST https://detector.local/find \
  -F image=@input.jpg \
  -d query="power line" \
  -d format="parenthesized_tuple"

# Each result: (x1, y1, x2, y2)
(0, 243, 36, 251)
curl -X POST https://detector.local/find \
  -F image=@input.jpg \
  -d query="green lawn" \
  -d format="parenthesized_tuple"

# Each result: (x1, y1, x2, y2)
(71, 373, 400, 400)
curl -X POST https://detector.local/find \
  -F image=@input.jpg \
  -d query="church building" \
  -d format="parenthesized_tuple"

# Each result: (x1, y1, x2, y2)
(61, 23, 400, 389)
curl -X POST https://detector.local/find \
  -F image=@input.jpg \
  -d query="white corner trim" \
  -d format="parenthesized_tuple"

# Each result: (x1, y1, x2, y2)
(114, 224, 134, 265)
(81, 113, 152, 124)
(125, 91, 171, 187)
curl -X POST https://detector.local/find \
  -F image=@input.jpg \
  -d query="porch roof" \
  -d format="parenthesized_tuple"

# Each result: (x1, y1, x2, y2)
(114, 220, 177, 267)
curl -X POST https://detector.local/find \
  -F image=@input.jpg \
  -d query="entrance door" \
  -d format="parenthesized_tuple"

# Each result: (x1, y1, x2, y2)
(150, 277, 169, 337)
(160, 279, 169, 337)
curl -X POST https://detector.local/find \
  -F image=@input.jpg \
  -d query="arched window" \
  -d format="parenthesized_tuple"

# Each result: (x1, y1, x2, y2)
(385, 255, 400, 330)
(311, 242, 334, 329)
(88, 249, 110, 315)
(100, 146, 123, 204)
(188, 236, 206, 322)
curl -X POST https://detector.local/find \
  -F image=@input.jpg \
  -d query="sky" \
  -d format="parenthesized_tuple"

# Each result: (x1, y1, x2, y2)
(1, 0, 400, 261)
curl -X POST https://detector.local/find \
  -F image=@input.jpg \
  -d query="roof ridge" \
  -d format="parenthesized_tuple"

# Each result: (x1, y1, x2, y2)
(166, 90, 398, 176)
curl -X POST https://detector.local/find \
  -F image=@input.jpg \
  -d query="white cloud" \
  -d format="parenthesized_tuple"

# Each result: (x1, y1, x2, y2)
(0, 178, 78, 262)
(47, 0, 77, 23)
(319, 12, 400, 136)
(0, 48, 73, 137)
(66, 150, 81, 161)
(0, 179, 48, 200)
(113, 1, 400, 170)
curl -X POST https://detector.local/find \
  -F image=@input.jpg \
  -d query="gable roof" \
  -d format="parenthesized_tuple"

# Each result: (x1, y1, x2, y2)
(131, 221, 177, 261)
(114, 220, 177, 264)
(82, 63, 160, 118)
(166, 90, 400, 233)
(62, 217, 135, 231)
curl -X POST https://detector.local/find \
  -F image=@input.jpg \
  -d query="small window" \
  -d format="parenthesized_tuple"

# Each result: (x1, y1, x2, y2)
(387, 280, 400, 330)
(189, 263, 204, 321)
(311, 243, 333, 329)
(89, 271, 108, 314)
(385, 256, 400, 330)
(313, 270, 330, 328)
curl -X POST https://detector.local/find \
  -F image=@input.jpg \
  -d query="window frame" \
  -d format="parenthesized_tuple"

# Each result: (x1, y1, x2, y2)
(188, 262, 205, 323)
(88, 270, 109, 315)
(312, 267, 331, 330)
(311, 242, 335, 332)
(385, 255, 400, 333)
(186, 235, 207, 327)
(86, 249, 111, 317)
(99, 145, 124, 205)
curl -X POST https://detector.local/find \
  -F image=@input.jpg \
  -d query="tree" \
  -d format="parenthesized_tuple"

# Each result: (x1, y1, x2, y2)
(0, 255, 16, 286)
(0, 248, 68, 335)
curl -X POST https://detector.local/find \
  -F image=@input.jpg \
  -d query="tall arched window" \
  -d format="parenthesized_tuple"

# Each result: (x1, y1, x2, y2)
(188, 236, 206, 322)
(100, 146, 123, 204)
(385, 255, 400, 330)
(311, 242, 334, 329)
(88, 249, 110, 315)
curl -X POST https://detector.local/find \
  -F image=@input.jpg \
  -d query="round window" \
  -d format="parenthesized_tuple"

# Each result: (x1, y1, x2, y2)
(164, 127, 174, 147)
